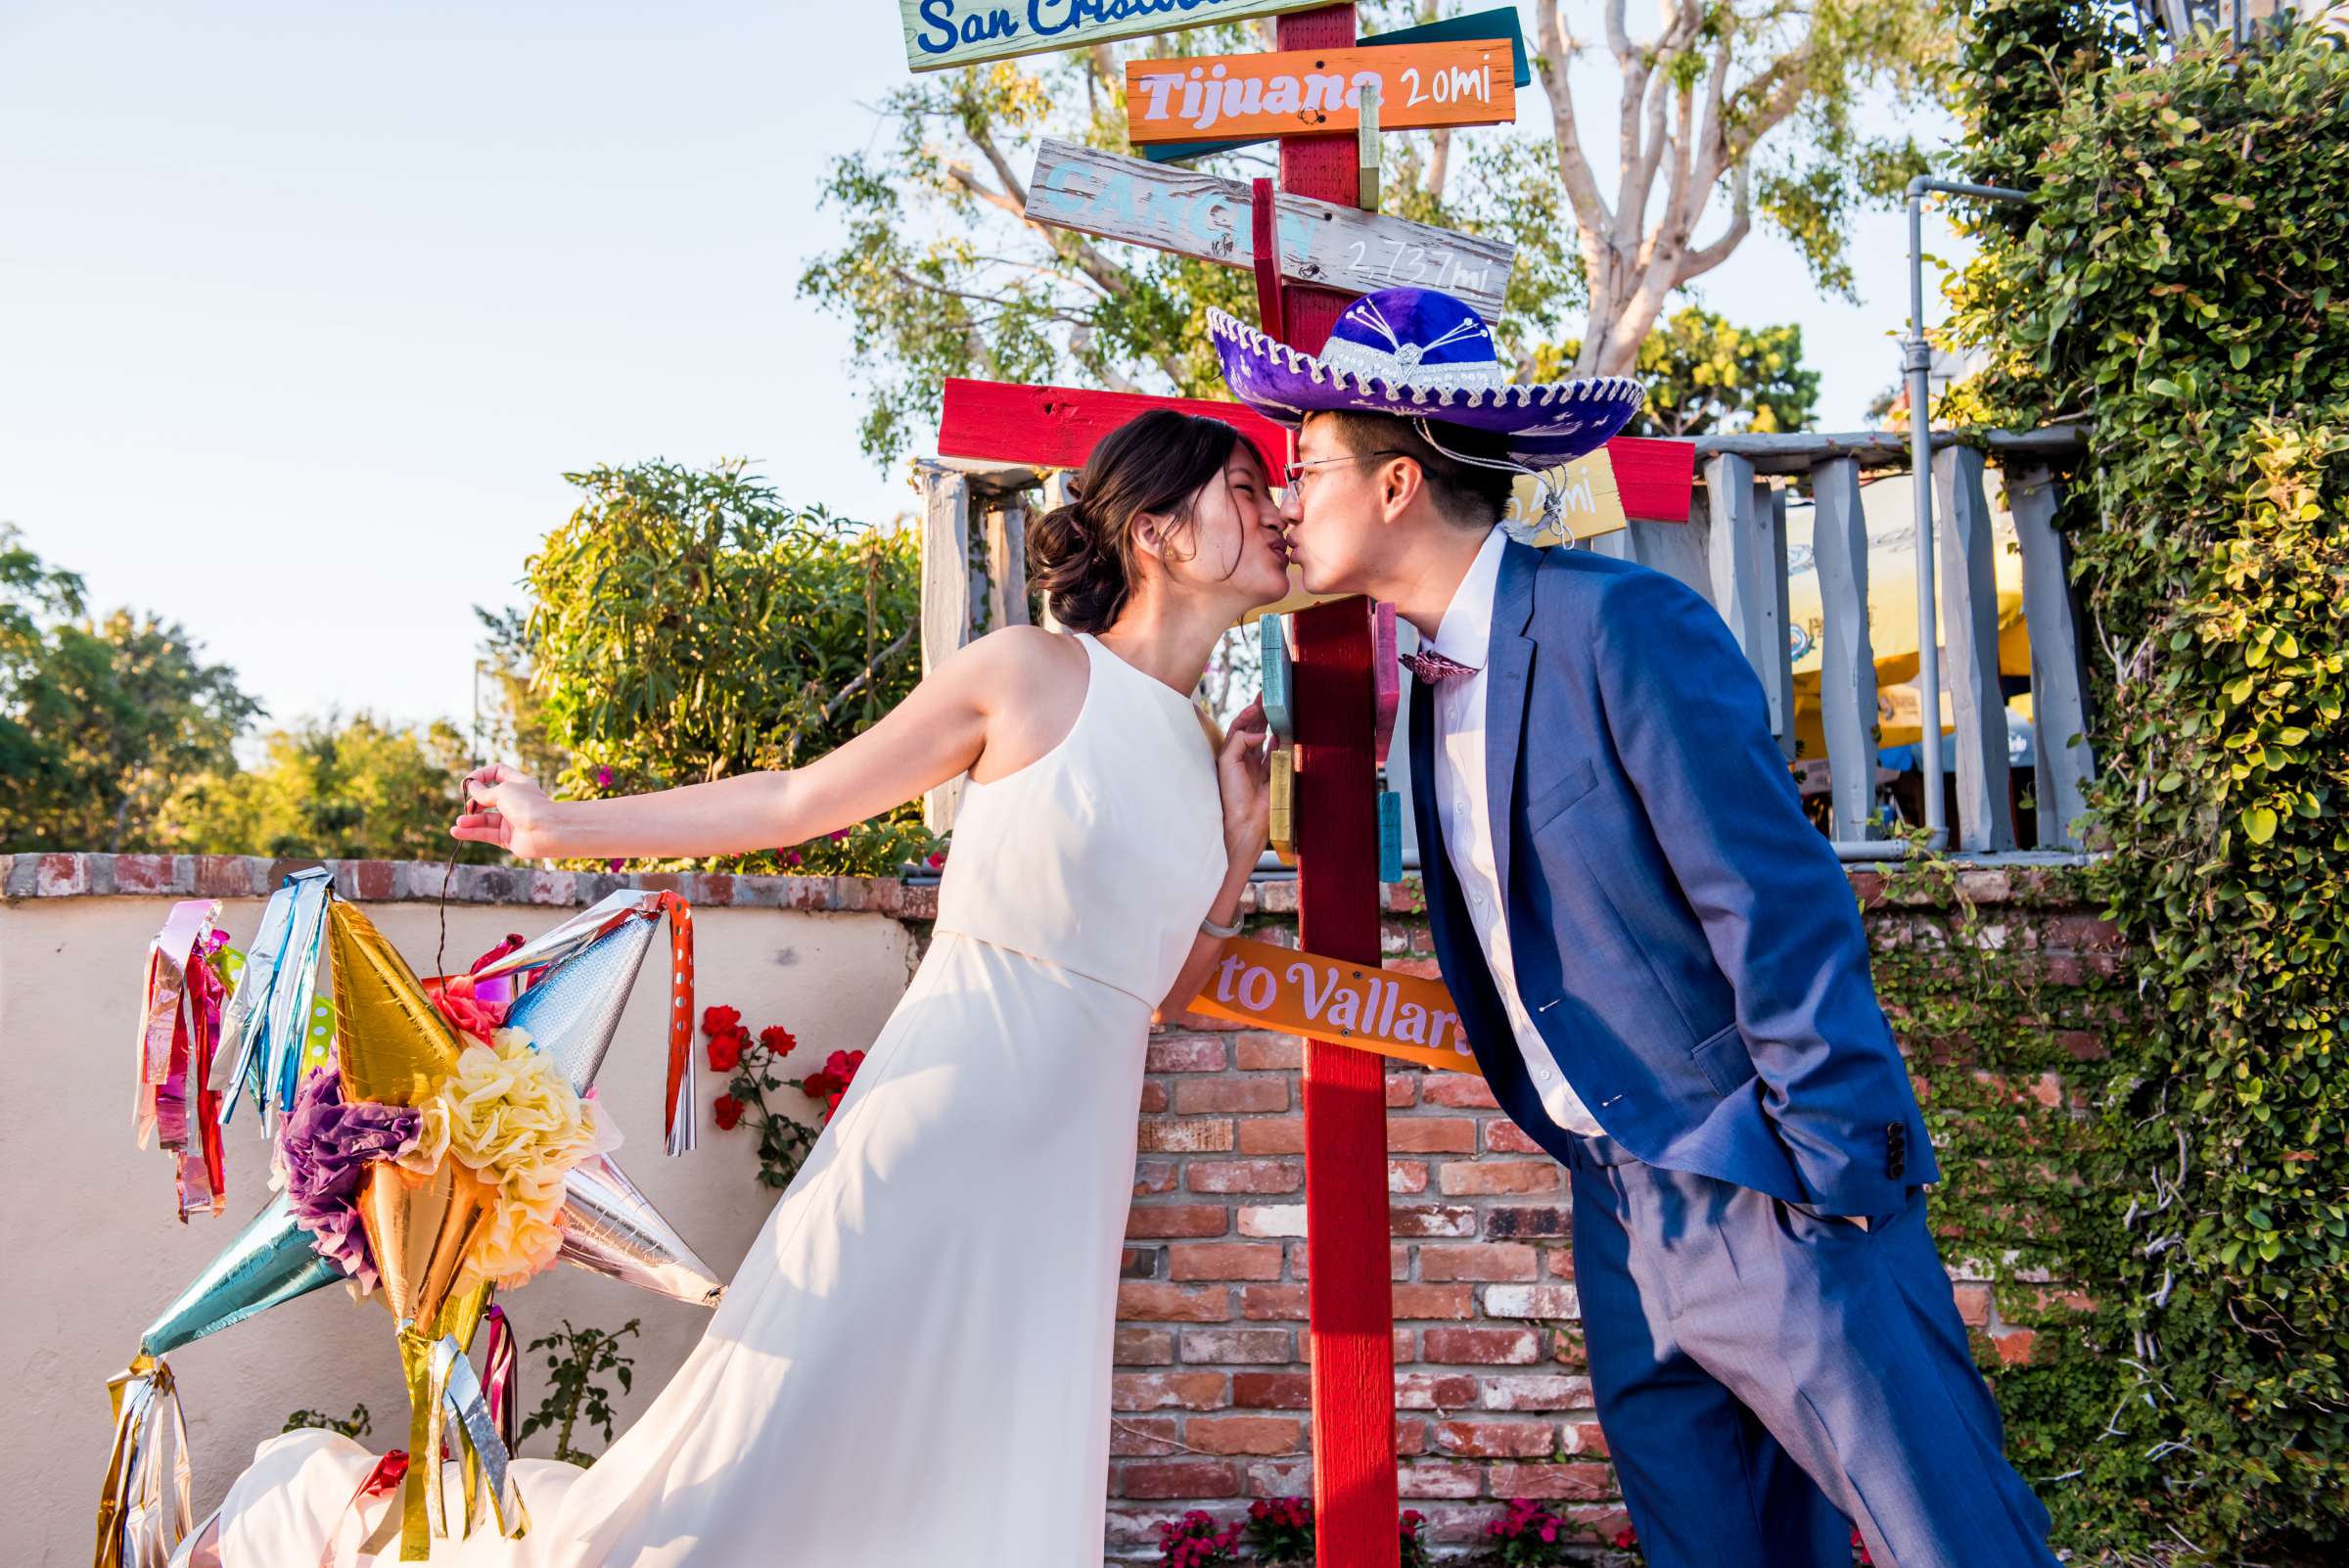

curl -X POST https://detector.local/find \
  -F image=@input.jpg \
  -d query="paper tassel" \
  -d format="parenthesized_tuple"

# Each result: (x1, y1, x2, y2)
(559, 1151, 725, 1308)
(211, 868, 334, 1132)
(95, 1357, 193, 1568)
(139, 1191, 344, 1358)
(136, 900, 229, 1220)
(327, 901, 463, 1109)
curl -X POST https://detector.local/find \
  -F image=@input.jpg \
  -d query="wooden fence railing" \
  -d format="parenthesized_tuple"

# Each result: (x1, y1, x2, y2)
(914, 426, 2095, 860)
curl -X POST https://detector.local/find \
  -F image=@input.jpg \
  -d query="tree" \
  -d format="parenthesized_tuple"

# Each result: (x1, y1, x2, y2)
(1534, 0, 1944, 375)
(799, 2, 1943, 465)
(170, 712, 488, 862)
(1, 527, 261, 853)
(1538, 306, 1819, 436)
(516, 459, 935, 875)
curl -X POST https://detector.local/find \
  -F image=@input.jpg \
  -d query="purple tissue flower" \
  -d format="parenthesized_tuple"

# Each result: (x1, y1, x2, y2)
(280, 1069, 422, 1291)
(594, 766, 614, 789)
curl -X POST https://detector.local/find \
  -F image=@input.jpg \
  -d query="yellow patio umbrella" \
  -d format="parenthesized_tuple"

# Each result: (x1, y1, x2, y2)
(1785, 479, 2033, 759)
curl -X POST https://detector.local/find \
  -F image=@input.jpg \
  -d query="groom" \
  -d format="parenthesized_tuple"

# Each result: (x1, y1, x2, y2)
(1209, 289, 2058, 1568)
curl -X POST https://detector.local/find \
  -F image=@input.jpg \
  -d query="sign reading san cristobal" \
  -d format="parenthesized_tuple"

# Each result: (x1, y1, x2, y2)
(899, 0, 1325, 73)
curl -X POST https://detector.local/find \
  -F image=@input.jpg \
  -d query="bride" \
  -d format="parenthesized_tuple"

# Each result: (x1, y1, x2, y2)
(202, 407, 1290, 1566)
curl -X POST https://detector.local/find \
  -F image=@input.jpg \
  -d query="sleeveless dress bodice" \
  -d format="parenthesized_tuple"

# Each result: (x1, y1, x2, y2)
(934, 631, 1226, 1004)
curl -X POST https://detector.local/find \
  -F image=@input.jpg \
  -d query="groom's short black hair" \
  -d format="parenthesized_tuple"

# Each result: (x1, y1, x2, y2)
(1317, 410, 1518, 529)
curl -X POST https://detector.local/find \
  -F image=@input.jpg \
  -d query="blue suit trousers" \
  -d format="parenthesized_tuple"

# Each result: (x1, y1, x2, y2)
(1559, 1134, 2059, 1568)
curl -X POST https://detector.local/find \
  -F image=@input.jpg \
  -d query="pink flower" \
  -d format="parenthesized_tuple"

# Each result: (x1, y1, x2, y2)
(782, 850, 803, 867)
(606, 857, 623, 872)
(828, 828, 849, 843)
(594, 766, 614, 788)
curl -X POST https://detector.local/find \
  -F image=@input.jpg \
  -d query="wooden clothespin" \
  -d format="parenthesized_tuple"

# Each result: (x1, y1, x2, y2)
(1269, 749, 1299, 866)
(1357, 82, 1381, 211)
(1249, 176, 1286, 343)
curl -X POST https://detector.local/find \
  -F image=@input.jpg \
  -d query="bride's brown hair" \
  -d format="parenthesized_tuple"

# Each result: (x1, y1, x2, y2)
(1028, 409, 1249, 633)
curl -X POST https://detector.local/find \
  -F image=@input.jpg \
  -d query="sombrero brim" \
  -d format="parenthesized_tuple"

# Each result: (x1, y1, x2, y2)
(1209, 308, 1643, 467)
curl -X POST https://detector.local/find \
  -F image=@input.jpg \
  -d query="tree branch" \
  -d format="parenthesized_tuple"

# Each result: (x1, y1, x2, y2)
(1533, 2, 1616, 246)
(1677, 163, 1753, 282)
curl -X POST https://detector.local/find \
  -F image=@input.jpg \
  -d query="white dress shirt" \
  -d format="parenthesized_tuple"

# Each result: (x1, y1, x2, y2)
(1428, 528, 1604, 1136)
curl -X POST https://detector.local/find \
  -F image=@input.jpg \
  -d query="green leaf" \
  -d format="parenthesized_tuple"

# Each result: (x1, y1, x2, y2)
(2245, 807, 2280, 845)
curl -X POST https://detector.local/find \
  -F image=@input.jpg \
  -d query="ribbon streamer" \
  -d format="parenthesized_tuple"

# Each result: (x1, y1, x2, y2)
(95, 1357, 193, 1568)
(480, 1306, 520, 1456)
(137, 900, 230, 1219)
(211, 867, 334, 1132)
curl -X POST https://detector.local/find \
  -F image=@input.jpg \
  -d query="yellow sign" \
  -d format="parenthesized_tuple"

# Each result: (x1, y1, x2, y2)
(1187, 937, 1483, 1077)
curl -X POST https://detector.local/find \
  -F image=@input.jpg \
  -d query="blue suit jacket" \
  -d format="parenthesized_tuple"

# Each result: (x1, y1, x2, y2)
(1407, 540, 1937, 1218)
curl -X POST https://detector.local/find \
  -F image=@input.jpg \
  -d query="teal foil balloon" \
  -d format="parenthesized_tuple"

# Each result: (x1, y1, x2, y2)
(139, 1190, 343, 1357)
(501, 911, 662, 1096)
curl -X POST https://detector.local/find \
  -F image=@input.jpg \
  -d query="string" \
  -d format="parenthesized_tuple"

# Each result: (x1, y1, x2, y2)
(1410, 418, 1578, 548)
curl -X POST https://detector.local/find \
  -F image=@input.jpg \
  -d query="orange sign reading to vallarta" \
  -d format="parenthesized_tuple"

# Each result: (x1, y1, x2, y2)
(1186, 937, 1485, 1078)
(1126, 41, 1515, 144)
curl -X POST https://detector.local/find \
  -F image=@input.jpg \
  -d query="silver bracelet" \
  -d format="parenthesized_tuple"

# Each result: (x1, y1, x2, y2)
(1199, 911, 1244, 940)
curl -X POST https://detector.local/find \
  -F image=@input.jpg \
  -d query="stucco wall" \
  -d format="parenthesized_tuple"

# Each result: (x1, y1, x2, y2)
(2, 874, 920, 1568)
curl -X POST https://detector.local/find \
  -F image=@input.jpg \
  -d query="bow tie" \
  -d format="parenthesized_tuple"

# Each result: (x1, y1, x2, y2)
(1401, 648, 1480, 685)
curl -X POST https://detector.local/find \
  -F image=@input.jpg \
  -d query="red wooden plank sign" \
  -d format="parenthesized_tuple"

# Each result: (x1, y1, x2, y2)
(939, 379, 1697, 522)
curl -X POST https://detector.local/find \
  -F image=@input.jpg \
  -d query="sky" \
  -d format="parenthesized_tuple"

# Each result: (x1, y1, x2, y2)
(0, 2, 1970, 739)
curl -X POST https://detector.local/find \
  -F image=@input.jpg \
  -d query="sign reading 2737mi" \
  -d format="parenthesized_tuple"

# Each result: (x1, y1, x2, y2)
(901, 0, 1324, 73)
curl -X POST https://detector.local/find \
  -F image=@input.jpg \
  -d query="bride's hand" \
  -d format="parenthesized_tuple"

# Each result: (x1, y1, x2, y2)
(1218, 697, 1272, 858)
(453, 763, 562, 857)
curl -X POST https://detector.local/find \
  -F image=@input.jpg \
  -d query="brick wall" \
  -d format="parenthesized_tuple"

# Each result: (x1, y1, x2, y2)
(1106, 863, 2119, 1563)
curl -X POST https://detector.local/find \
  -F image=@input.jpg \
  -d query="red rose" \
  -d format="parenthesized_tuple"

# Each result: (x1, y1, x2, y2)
(707, 1032, 742, 1073)
(759, 1025, 797, 1057)
(800, 1071, 840, 1101)
(925, 851, 945, 869)
(713, 1094, 744, 1130)
(702, 1004, 741, 1037)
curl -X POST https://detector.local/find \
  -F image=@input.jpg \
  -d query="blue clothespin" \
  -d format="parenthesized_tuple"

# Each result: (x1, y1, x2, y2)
(1378, 791, 1404, 885)
(1260, 613, 1295, 742)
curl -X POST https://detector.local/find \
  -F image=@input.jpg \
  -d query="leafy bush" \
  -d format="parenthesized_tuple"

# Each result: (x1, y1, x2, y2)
(1942, 15, 2349, 1557)
(519, 460, 936, 876)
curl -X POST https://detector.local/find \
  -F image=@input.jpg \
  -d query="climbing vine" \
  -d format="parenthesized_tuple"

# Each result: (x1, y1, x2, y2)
(1934, 13, 2349, 1558)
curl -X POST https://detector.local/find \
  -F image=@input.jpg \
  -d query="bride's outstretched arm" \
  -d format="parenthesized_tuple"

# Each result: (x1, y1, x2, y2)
(451, 635, 1035, 860)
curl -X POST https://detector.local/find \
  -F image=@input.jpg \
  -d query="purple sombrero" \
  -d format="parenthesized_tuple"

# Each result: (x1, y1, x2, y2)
(1209, 287, 1642, 467)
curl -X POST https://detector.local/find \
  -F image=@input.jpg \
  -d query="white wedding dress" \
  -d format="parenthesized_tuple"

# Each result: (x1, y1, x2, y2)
(214, 631, 1228, 1566)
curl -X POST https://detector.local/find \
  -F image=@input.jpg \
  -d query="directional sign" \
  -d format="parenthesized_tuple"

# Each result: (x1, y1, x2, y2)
(1139, 5, 1530, 163)
(900, 0, 1322, 73)
(1126, 40, 1514, 144)
(1026, 137, 1515, 317)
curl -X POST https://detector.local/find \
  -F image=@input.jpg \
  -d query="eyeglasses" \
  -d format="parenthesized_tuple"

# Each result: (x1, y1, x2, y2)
(1280, 450, 1407, 492)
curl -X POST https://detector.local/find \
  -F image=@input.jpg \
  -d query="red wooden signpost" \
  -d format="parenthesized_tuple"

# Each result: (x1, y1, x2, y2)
(1261, 12, 1405, 1565)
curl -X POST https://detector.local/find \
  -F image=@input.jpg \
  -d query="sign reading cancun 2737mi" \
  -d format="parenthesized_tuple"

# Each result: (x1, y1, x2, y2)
(902, 0, 1324, 72)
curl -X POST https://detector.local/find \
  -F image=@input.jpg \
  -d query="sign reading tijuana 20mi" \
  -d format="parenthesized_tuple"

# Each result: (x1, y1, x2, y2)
(1126, 41, 1515, 143)
(900, 0, 1322, 73)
